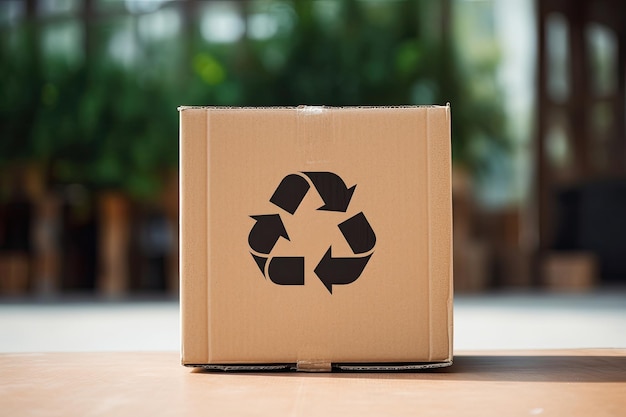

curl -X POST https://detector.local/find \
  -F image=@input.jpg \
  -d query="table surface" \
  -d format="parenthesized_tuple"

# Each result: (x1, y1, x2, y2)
(1, 350, 625, 417)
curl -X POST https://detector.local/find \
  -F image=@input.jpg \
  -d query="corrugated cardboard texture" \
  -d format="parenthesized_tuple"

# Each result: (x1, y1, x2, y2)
(180, 106, 453, 367)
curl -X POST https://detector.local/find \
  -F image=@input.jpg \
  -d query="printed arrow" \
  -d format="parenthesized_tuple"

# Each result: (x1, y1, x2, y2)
(250, 253, 268, 277)
(338, 212, 376, 254)
(302, 172, 356, 212)
(268, 257, 305, 285)
(314, 247, 372, 294)
(270, 174, 311, 214)
(248, 214, 289, 255)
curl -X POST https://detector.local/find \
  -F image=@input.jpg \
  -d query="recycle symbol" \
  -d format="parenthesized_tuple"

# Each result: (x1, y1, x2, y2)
(248, 172, 376, 294)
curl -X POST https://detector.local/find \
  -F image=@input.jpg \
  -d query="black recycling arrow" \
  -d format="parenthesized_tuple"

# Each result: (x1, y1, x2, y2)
(251, 253, 268, 277)
(248, 214, 289, 255)
(314, 247, 372, 294)
(268, 257, 305, 285)
(302, 172, 356, 212)
(270, 174, 310, 215)
(250, 171, 376, 294)
(338, 212, 376, 254)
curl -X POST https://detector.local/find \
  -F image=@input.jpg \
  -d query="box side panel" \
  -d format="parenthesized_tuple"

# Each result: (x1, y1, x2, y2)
(205, 107, 441, 364)
(195, 106, 452, 365)
(427, 106, 453, 361)
(180, 108, 209, 365)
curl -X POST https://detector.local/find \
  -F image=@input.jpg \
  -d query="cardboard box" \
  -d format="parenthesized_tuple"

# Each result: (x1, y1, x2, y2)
(543, 251, 597, 291)
(179, 105, 453, 371)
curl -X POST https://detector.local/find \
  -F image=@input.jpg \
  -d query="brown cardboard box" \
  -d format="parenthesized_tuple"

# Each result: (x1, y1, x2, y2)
(543, 251, 597, 292)
(179, 106, 453, 371)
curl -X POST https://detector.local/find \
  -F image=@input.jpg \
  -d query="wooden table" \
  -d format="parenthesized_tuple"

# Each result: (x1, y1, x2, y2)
(1, 350, 625, 416)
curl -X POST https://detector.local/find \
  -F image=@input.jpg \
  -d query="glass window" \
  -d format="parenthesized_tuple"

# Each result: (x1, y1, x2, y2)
(40, 0, 79, 16)
(0, 0, 24, 26)
(138, 7, 181, 43)
(586, 23, 617, 97)
(546, 13, 570, 103)
(41, 20, 83, 68)
(199, 2, 245, 44)
(104, 16, 138, 68)
(96, 0, 127, 14)
(545, 110, 572, 172)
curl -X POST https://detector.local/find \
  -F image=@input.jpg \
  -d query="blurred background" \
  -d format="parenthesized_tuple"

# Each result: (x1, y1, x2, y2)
(0, 0, 624, 351)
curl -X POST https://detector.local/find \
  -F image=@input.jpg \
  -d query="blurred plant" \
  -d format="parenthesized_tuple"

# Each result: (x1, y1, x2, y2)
(0, 0, 510, 198)
(185, 0, 511, 170)
(1, 27, 179, 199)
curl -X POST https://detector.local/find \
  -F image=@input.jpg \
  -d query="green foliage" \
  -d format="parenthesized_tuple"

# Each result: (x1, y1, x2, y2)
(0, 0, 510, 197)
(1, 25, 179, 198)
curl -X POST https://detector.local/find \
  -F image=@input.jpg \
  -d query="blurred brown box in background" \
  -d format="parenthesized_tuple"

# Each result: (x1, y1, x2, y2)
(543, 252, 598, 292)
